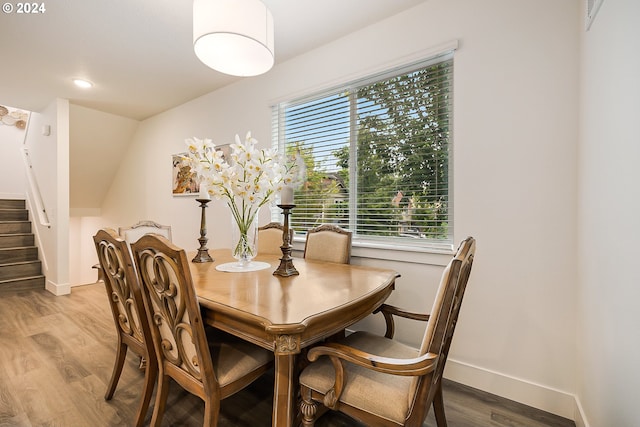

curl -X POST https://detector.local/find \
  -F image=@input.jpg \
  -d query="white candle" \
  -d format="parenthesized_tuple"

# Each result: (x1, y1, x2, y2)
(199, 184, 210, 200)
(281, 185, 294, 205)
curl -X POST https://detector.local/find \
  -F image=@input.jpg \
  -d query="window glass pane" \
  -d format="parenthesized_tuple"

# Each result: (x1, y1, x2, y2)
(283, 93, 351, 231)
(355, 61, 452, 242)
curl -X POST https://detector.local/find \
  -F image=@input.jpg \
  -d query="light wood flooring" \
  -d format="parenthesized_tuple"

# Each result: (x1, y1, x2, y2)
(0, 283, 575, 427)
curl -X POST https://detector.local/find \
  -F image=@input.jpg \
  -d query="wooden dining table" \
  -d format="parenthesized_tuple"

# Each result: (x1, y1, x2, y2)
(188, 249, 399, 427)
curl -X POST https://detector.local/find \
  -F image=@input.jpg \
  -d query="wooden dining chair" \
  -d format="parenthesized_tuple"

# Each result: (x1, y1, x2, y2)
(130, 233, 274, 426)
(298, 236, 476, 427)
(92, 228, 157, 427)
(92, 220, 172, 282)
(119, 219, 172, 244)
(258, 221, 292, 255)
(303, 224, 352, 264)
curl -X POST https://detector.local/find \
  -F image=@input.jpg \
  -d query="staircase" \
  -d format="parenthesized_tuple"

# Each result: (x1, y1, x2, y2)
(0, 199, 45, 291)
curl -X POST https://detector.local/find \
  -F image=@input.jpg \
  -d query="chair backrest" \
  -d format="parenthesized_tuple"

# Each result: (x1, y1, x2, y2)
(411, 236, 475, 420)
(303, 224, 352, 264)
(258, 222, 292, 255)
(130, 233, 216, 395)
(93, 228, 152, 354)
(119, 220, 172, 245)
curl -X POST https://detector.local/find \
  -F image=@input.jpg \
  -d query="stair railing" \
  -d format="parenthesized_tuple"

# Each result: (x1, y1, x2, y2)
(22, 147, 51, 228)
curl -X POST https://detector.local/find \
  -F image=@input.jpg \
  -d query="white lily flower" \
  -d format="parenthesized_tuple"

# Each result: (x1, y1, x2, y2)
(183, 131, 301, 259)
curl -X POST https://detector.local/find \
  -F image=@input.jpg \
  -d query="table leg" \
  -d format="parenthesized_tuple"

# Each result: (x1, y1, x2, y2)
(273, 353, 296, 427)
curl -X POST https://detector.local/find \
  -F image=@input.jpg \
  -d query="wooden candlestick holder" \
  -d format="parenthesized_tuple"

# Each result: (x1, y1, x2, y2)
(273, 204, 299, 277)
(192, 198, 214, 263)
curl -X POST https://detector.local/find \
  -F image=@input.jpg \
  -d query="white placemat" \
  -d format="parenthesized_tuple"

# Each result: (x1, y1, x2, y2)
(215, 261, 271, 272)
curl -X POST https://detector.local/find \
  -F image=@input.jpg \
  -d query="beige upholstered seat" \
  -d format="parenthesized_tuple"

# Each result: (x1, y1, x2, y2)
(257, 222, 293, 255)
(93, 228, 157, 427)
(118, 220, 172, 244)
(131, 234, 273, 426)
(303, 224, 352, 264)
(298, 237, 476, 427)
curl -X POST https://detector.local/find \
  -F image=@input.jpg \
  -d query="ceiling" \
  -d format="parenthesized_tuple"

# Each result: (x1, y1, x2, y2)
(0, 0, 427, 121)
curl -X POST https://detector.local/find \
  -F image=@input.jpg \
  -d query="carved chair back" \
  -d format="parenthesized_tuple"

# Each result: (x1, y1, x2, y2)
(92, 228, 156, 427)
(409, 236, 476, 423)
(119, 220, 172, 245)
(303, 224, 352, 264)
(258, 222, 291, 255)
(132, 234, 215, 394)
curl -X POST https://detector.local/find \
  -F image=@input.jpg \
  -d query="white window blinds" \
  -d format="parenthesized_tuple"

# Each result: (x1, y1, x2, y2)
(273, 52, 454, 249)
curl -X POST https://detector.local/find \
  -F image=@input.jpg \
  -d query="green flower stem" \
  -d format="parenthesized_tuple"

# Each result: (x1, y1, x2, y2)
(228, 197, 260, 259)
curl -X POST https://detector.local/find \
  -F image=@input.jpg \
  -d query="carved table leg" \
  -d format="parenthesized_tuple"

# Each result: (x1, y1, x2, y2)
(300, 386, 318, 427)
(273, 353, 296, 427)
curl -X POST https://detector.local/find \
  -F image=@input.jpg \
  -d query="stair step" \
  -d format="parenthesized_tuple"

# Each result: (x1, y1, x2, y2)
(0, 275, 45, 292)
(0, 233, 34, 248)
(0, 209, 28, 221)
(0, 260, 42, 281)
(0, 247, 38, 263)
(0, 199, 25, 209)
(0, 200, 44, 291)
(0, 221, 31, 234)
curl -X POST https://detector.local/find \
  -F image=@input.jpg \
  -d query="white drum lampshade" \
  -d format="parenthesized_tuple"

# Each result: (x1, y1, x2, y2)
(193, 0, 274, 77)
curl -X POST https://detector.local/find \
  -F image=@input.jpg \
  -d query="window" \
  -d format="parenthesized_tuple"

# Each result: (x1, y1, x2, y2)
(273, 52, 454, 250)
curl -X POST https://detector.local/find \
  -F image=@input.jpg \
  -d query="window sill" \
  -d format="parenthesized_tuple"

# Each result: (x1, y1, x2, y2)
(292, 238, 454, 267)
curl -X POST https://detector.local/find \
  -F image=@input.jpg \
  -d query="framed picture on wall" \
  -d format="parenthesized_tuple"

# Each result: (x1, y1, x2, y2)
(172, 145, 231, 196)
(172, 153, 199, 196)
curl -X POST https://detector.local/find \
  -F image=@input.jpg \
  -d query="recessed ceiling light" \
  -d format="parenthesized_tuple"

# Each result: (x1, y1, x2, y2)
(73, 78, 93, 89)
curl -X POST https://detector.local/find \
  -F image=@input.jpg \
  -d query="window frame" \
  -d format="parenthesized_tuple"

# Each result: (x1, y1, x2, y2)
(272, 48, 456, 255)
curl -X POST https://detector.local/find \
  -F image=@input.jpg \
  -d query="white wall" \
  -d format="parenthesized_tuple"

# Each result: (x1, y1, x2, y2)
(68, 105, 140, 285)
(25, 98, 70, 295)
(70, 215, 110, 285)
(0, 106, 28, 198)
(87, 0, 580, 418)
(578, 0, 640, 426)
(69, 104, 139, 215)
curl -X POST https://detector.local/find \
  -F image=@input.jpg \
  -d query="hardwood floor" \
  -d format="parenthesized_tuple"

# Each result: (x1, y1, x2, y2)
(0, 283, 575, 427)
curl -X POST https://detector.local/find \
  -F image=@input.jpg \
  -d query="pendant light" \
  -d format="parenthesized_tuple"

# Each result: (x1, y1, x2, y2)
(193, 0, 274, 77)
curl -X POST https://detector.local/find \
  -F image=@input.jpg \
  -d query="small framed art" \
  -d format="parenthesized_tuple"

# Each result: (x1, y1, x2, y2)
(172, 153, 199, 196)
(172, 145, 231, 196)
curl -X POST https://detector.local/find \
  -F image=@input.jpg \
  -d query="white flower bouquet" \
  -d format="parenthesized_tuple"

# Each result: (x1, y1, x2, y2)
(183, 132, 298, 264)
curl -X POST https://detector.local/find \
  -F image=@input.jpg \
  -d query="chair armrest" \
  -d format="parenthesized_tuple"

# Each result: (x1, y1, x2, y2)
(374, 304, 430, 339)
(306, 342, 438, 408)
(307, 342, 437, 376)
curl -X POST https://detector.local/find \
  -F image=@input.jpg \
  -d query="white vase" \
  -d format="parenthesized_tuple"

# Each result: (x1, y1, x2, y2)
(230, 206, 259, 268)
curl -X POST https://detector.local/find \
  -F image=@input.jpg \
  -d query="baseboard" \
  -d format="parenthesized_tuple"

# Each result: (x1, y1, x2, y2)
(444, 358, 577, 421)
(573, 395, 589, 427)
(45, 279, 70, 296)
